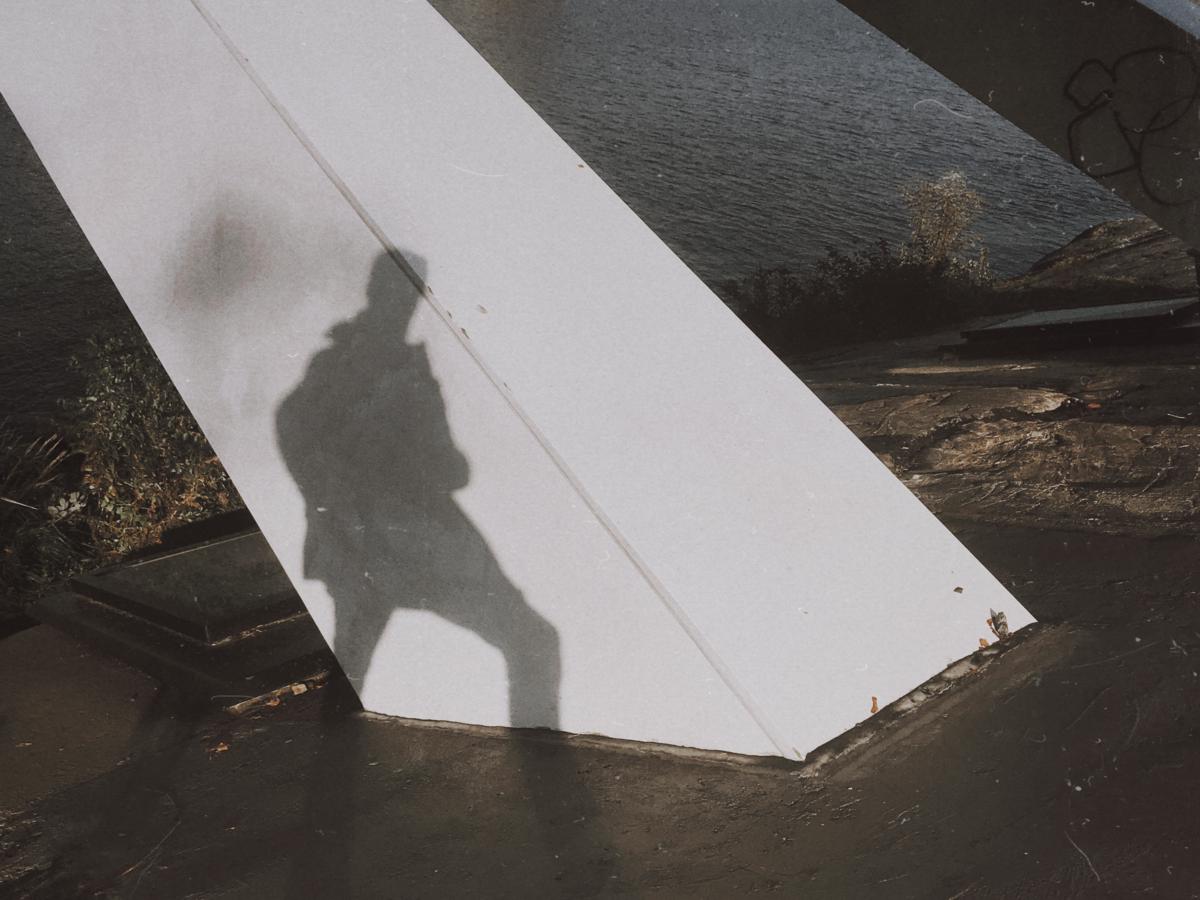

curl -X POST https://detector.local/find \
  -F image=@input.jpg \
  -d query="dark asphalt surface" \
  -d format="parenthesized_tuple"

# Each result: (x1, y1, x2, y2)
(2, 512, 1198, 899)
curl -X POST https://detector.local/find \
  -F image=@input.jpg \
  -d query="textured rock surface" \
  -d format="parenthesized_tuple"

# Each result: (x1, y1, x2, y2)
(800, 334, 1200, 538)
(995, 216, 1197, 307)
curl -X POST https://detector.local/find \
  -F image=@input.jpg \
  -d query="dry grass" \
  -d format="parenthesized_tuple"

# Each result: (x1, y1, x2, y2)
(68, 326, 243, 562)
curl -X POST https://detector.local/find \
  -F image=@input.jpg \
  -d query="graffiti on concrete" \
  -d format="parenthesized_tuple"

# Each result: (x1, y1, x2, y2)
(1065, 47, 1200, 206)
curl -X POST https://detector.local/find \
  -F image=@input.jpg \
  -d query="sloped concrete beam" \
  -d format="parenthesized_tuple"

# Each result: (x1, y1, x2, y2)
(0, 0, 1032, 758)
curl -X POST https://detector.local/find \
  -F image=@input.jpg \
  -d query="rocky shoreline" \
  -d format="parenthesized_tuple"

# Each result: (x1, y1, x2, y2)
(795, 214, 1200, 542)
(993, 215, 1197, 309)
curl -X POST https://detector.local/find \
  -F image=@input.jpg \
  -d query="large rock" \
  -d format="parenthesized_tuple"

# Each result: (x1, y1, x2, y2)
(997, 216, 1196, 306)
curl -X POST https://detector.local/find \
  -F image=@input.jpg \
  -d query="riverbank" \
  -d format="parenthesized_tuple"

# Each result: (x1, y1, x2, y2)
(795, 327, 1200, 541)
(992, 215, 1197, 310)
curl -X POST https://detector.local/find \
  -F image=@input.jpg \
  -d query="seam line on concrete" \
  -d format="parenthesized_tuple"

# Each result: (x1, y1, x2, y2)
(187, 0, 792, 757)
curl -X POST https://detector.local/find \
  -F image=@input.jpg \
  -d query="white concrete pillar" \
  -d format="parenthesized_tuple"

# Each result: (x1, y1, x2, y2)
(0, 1, 1032, 758)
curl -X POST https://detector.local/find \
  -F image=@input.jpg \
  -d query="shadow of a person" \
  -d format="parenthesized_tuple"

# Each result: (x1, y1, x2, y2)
(275, 250, 560, 729)
(277, 251, 614, 896)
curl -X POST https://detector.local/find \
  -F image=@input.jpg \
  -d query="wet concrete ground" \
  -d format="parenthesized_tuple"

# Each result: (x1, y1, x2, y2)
(3, 338, 1199, 898)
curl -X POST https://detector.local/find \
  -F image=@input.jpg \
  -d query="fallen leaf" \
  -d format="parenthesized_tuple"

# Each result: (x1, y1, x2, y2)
(979, 638, 990, 648)
(212, 742, 230, 753)
(870, 696, 879, 714)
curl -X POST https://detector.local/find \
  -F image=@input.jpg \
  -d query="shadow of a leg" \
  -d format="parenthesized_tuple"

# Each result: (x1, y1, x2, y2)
(276, 248, 612, 893)
(432, 582, 562, 731)
(510, 735, 618, 896)
(283, 677, 365, 899)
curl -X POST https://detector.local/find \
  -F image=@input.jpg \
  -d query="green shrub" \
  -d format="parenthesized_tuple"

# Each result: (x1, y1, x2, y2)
(0, 322, 243, 611)
(720, 172, 993, 353)
(0, 423, 87, 615)
(901, 171, 989, 277)
(68, 326, 242, 562)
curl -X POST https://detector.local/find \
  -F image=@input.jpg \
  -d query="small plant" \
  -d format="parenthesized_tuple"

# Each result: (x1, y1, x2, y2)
(67, 325, 243, 561)
(720, 172, 993, 352)
(0, 423, 86, 614)
(47, 492, 87, 523)
(901, 171, 990, 281)
(1, 322, 244, 611)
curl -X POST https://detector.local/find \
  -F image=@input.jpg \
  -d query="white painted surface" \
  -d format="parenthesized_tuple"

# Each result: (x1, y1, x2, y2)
(0, 0, 1033, 758)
